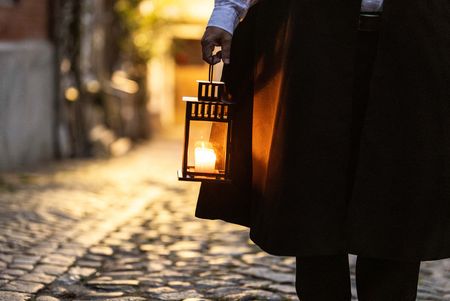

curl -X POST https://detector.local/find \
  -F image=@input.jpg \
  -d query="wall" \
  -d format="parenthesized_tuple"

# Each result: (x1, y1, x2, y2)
(0, 0, 54, 170)
(0, 0, 49, 40)
(0, 41, 54, 170)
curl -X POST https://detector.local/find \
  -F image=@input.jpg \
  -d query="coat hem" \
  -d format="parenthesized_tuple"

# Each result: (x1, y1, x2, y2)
(249, 230, 348, 258)
(250, 229, 450, 261)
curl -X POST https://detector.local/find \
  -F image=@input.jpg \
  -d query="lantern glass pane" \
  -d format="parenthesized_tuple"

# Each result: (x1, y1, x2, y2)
(187, 120, 228, 175)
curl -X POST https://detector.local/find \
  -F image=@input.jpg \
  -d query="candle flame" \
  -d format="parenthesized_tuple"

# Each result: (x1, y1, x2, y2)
(194, 141, 216, 173)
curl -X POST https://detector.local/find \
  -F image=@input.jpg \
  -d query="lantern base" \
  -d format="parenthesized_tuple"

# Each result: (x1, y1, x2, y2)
(177, 170, 231, 183)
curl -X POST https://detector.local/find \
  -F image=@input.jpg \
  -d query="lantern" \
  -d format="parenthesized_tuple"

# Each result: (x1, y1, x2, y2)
(178, 65, 233, 183)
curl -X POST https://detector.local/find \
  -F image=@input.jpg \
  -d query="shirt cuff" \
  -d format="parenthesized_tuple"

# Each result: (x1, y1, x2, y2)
(207, 5, 241, 35)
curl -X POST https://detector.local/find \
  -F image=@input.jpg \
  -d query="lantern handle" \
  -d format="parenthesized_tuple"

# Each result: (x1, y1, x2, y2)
(208, 64, 214, 83)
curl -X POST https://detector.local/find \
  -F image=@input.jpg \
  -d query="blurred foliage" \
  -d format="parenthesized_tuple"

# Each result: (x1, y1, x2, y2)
(115, 0, 179, 60)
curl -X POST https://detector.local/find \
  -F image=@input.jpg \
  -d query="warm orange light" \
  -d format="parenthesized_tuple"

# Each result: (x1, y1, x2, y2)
(194, 141, 216, 173)
(111, 71, 139, 94)
(139, 0, 155, 16)
(65, 87, 79, 102)
(86, 80, 101, 93)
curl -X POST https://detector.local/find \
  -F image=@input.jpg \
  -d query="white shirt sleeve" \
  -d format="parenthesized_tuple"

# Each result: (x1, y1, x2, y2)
(207, 0, 256, 35)
(208, 0, 383, 36)
(360, 0, 384, 12)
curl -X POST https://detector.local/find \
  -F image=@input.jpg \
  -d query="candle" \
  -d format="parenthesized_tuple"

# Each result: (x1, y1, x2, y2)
(194, 141, 217, 173)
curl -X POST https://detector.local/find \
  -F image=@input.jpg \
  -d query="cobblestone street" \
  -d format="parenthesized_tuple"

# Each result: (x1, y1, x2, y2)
(0, 134, 449, 301)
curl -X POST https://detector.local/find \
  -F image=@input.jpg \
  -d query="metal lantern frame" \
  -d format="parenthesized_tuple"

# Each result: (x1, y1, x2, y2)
(178, 65, 233, 183)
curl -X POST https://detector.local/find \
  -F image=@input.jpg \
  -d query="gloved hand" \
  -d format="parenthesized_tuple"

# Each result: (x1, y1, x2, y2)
(201, 26, 232, 65)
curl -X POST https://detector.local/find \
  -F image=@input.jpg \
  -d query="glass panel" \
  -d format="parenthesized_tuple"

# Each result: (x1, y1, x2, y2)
(187, 120, 228, 174)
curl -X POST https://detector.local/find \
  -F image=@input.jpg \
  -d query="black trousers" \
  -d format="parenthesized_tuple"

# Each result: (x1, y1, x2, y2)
(294, 23, 421, 301)
(295, 255, 421, 301)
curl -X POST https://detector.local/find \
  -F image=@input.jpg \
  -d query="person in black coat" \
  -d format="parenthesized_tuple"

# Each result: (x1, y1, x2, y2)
(199, 0, 450, 300)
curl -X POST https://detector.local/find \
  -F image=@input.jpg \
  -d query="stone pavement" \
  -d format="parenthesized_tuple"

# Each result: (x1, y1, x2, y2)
(0, 134, 449, 301)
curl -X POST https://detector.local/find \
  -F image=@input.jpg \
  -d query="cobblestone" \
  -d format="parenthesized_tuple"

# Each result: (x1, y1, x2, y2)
(35, 296, 61, 301)
(0, 136, 449, 300)
(2, 280, 44, 293)
(0, 291, 31, 301)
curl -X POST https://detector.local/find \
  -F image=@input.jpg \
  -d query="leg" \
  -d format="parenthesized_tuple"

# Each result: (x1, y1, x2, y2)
(356, 256, 420, 301)
(296, 254, 351, 301)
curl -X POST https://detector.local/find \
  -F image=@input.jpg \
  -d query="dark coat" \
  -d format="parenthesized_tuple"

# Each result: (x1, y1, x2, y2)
(196, 0, 450, 261)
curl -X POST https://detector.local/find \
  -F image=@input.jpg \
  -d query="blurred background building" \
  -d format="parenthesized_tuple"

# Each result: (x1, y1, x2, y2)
(0, 0, 54, 170)
(0, 0, 215, 171)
